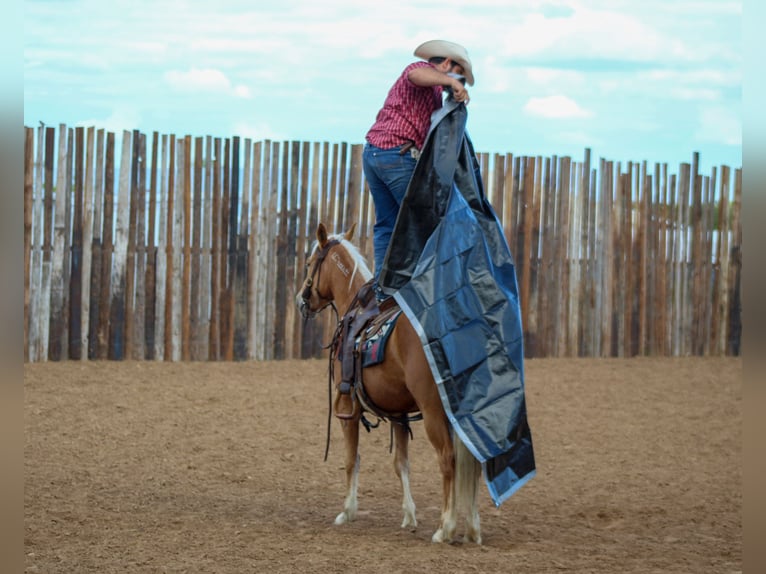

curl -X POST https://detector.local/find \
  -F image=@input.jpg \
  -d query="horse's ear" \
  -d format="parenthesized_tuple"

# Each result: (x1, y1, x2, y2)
(344, 222, 357, 242)
(316, 223, 328, 247)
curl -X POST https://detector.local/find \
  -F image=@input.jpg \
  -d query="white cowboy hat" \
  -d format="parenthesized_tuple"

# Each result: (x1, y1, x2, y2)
(414, 39, 474, 86)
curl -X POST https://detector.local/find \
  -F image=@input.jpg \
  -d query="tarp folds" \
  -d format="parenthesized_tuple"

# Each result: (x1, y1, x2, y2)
(379, 100, 536, 506)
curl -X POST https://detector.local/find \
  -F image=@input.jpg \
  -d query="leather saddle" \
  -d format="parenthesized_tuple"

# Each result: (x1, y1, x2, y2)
(333, 281, 401, 419)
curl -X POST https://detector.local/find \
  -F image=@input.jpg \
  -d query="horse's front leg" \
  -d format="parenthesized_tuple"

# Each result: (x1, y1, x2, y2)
(392, 422, 417, 529)
(334, 416, 361, 525)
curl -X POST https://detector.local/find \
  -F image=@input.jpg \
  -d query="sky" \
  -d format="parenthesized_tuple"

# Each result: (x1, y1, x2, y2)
(24, 0, 742, 174)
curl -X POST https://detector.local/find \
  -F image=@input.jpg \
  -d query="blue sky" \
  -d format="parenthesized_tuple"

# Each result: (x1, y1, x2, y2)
(24, 0, 742, 174)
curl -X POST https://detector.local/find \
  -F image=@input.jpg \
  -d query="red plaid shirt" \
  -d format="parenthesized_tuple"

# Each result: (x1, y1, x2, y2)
(365, 61, 443, 150)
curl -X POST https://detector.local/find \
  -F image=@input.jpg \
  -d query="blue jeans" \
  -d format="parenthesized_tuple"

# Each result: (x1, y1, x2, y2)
(362, 143, 418, 284)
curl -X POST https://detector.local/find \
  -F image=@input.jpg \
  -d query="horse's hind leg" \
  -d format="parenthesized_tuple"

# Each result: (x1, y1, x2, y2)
(334, 417, 360, 525)
(455, 435, 483, 544)
(392, 423, 417, 529)
(422, 413, 457, 543)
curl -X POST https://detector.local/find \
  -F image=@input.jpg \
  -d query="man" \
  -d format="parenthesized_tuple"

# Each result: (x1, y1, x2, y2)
(363, 39, 474, 299)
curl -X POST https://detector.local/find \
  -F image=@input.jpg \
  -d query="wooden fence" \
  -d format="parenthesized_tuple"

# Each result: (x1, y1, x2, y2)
(23, 125, 742, 362)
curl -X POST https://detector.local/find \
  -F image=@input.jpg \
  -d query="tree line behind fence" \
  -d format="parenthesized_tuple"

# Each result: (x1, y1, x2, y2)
(23, 125, 743, 363)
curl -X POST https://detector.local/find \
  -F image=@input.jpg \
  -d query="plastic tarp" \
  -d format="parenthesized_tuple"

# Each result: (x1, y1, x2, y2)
(378, 99, 536, 506)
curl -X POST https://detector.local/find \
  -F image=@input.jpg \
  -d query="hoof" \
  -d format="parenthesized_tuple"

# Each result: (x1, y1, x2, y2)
(334, 511, 351, 525)
(465, 533, 482, 545)
(401, 514, 417, 529)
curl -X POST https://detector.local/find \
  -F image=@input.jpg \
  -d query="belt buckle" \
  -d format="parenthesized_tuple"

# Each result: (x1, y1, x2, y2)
(410, 148, 420, 160)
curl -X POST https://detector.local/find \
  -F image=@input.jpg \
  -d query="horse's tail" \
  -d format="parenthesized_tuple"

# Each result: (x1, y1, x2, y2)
(453, 433, 482, 542)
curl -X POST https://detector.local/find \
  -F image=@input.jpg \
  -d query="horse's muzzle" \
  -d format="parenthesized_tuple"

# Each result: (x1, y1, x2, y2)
(296, 294, 312, 319)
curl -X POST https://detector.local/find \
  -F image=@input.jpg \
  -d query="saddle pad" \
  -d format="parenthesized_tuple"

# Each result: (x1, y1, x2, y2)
(359, 310, 402, 368)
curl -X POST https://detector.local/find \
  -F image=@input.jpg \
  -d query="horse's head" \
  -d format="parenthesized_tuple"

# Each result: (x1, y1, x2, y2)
(296, 222, 369, 319)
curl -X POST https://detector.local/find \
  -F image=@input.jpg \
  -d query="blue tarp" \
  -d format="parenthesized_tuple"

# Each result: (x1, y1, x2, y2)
(378, 99, 536, 506)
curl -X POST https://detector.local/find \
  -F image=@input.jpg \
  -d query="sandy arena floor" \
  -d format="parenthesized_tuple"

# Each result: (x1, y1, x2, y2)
(24, 357, 741, 573)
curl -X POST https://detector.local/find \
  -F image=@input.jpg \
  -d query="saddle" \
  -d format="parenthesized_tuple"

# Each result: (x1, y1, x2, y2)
(332, 281, 402, 422)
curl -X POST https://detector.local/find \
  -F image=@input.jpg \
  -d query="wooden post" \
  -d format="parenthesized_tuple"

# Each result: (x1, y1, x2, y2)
(304, 142, 322, 358)
(701, 171, 715, 355)
(164, 135, 179, 360)
(336, 142, 348, 231)
(208, 138, 222, 360)
(296, 141, 311, 358)
(145, 132, 159, 359)
(154, 134, 169, 360)
(181, 136, 192, 360)
(637, 162, 650, 356)
(238, 138, 253, 360)
(230, 136, 248, 360)
(97, 132, 115, 359)
(247, 140, 264, 359)
(190, 136, 204, 359)
(727, 169, 742, 355)
(538, 156, 554, 357)
(254, 140, 272, 361)
(519, 157, 534, 354)
(29, 127, 48, 361)
(622, 167, 634, 357)
(265, 141, 280, 360)
(108, 131, 133, 359)
(24, 129, 34, 362)
(132, 132, 147, 360)
(87, 128, 104, 360)
(49, 125, 71, 360)
(282, 141, 300, 359)
(713, 166, 731, 355)
(199, 135, 213, 360)
(555, 156, 571, 357)
(595, 159, 611, 357)
(274, 142, 289, 360)
(568, 162, 583, 357)
(527, 157, 542, 356)
(580, 150, 593, 357)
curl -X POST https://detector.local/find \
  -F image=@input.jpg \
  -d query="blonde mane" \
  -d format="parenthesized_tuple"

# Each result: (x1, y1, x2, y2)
(309, 233, 373, 290)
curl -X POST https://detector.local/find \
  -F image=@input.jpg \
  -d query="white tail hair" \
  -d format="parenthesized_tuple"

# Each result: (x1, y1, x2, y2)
(453, 433, 483, 544)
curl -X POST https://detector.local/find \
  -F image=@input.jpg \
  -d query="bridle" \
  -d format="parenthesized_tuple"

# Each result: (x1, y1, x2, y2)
(299, 238, 341, 320)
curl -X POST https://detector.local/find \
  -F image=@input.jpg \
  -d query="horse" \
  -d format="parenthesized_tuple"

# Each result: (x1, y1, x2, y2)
(296, 222, 483, 544)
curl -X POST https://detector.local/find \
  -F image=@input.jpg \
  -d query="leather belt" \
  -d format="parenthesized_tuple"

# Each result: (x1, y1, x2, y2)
(399, 141, 420, 160)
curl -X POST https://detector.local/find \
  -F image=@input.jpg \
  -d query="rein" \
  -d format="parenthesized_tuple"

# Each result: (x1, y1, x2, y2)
(301, 238, 346, 461)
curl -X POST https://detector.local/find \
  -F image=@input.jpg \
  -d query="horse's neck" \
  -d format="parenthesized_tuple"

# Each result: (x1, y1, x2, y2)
(334, 275, 370, 316)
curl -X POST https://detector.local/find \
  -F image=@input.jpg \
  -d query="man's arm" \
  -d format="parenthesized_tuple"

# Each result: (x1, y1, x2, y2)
(408, 67, 470, 103)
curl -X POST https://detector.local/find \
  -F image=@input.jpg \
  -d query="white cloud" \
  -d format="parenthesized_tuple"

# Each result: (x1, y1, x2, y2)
(233, 85, 252, 99)
(126, 41, 167, 56)
(555, 130, 600, 147)
(524, 95, 593, 119)
(523, 67, 586, 87)
(165, 68, 231, 92)
(164, 68, 251, 98)
(670, 87, 721, 101)
(695, 105, 741, 146)
(232, 121, 286, 142)
(498, 8, 669, 61)
(77, 107, 142, 133)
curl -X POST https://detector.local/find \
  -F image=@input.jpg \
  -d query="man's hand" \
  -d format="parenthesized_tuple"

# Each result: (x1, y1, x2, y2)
(450, 79, 470, 104)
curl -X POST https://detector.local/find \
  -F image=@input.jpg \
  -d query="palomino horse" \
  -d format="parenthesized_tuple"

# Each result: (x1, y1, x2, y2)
(296, 222, 483, 544)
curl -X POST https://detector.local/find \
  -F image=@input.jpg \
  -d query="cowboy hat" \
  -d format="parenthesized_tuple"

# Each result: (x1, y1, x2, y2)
(414, 39, 474, 86)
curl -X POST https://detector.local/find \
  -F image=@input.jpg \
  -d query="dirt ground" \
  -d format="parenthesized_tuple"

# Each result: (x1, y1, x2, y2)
(24, 357, 741, 573)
